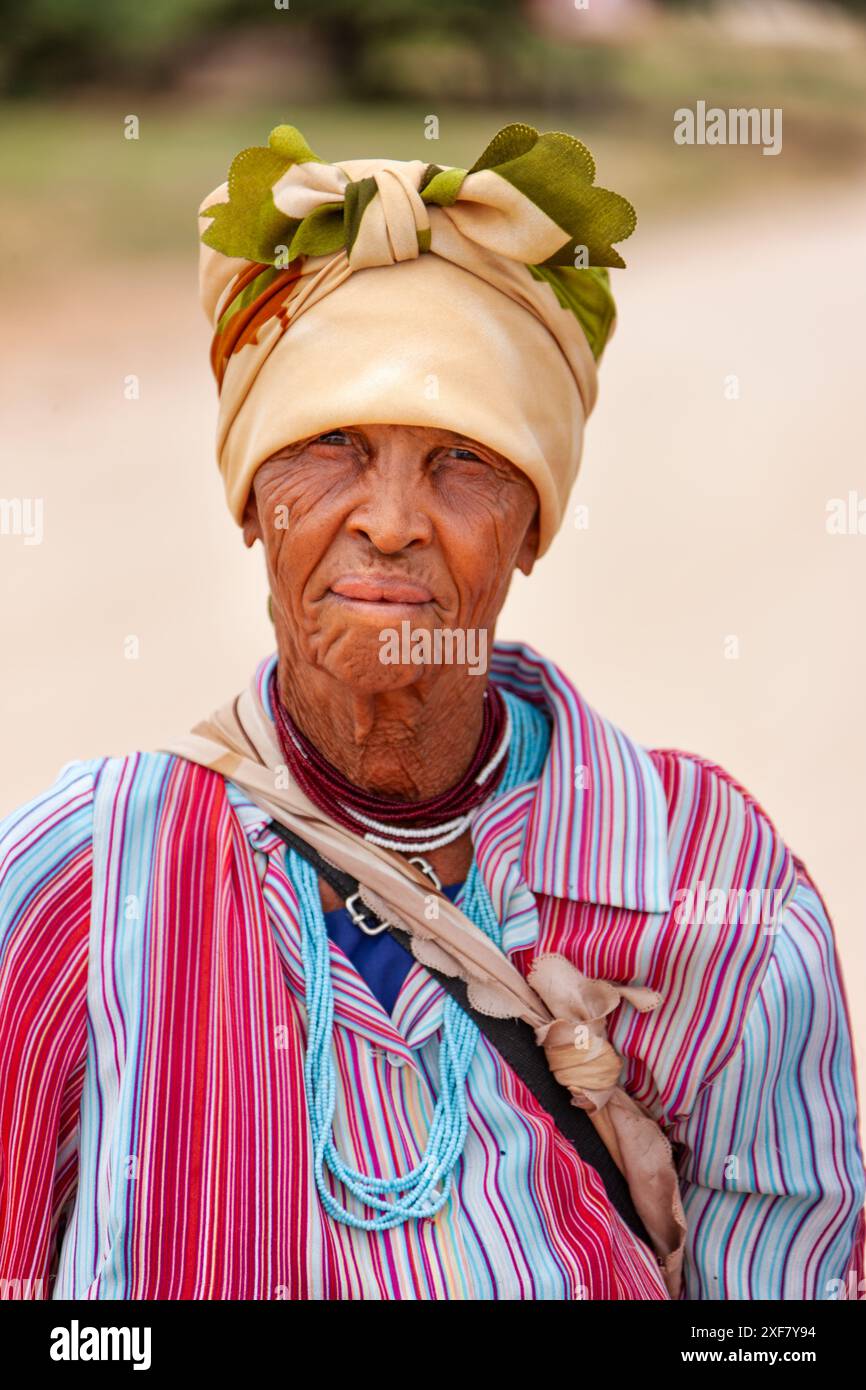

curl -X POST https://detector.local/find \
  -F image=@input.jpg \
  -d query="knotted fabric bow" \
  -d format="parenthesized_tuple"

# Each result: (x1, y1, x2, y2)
(528, 955, 687, 1297)
(162, 662, 685, 1299)
(197, 122, 636, 557)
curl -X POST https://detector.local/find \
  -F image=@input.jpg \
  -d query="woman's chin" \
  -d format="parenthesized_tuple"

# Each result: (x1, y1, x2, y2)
(313, 629, 434, 694)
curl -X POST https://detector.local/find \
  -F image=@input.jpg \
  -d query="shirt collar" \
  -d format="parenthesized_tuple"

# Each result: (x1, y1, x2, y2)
(484, 641, 671, 915)
(226, 643, 672, 918)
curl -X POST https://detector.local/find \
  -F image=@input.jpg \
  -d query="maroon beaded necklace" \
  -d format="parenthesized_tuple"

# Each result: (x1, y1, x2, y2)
(270, 671, 510, 852)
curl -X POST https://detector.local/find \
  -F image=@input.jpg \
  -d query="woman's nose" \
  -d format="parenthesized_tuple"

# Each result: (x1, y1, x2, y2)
(347, 475, 433, 553)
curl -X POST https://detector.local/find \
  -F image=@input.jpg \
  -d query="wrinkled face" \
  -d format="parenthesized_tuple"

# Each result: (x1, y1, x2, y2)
(243, 422, 539, 692)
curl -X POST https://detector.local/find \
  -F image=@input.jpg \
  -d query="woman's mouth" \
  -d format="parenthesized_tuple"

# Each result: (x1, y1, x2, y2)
(329, 575, 434, 605)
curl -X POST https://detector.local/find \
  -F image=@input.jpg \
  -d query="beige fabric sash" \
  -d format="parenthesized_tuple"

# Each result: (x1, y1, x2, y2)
(161, 674, 685, 1297)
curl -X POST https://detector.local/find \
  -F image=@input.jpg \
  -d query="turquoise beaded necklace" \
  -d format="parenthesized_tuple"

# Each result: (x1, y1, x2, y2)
(286, 685, 551, 1231)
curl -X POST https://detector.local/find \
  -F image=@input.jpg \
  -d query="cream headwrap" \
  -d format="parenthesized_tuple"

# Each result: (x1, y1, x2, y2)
(197, 122, 636, 556)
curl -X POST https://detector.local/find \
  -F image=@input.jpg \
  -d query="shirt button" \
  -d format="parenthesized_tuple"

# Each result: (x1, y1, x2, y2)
(387, 1053, 407, 1068)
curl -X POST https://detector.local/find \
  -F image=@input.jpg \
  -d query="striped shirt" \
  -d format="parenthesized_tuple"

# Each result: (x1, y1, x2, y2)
(0, 641, 863, 1300)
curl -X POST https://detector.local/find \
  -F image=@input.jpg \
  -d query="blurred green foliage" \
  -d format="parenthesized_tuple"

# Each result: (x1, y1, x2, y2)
(3, 0, 863, 99)
(1, 0, 526, 96)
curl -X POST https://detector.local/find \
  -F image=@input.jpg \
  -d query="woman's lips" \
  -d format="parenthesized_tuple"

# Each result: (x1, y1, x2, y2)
(329, 575, 434, 604)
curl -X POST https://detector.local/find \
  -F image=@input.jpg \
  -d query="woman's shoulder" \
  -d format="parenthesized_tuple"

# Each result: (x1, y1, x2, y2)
(644, 742, 803, 924)
(0, 753, 246, 1006)
(0, 757, 106, 884)
(647, 744, 781, 826)
(647, 742, 794, 851)
(0, 758, 109, 979)
(0, 752, 227, 887)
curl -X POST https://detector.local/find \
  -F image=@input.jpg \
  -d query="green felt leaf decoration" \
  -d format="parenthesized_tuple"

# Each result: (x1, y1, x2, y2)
(468, 123, 635, 270)
(468, 122, 550, 174)
(528, 265, 616, 362)
(200, 120, 635, 354)
(419, 164, 467, 207)
(287, 202, 345, 260)
(344, 176, 379, 256)
(267, 124, 322, 165)
(200, 124, 324, 265)
(201, 146, 293, 263)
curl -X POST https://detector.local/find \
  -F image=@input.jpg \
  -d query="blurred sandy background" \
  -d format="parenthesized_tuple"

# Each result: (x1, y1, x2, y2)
(1, 0, 864, 1131)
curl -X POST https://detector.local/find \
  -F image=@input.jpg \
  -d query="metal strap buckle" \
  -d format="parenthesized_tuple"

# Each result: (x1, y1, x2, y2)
(346, 891, 389, 937)
(407, 855, 442, 892)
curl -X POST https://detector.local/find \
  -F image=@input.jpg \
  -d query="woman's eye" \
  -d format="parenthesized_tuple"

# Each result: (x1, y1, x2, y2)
(316, 430, 350, 445)
(447, 447, 483, 462)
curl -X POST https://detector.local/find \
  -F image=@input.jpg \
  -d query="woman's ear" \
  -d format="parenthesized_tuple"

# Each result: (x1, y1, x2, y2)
(241, 490, 261, 549)
(516, 507, 540, 577)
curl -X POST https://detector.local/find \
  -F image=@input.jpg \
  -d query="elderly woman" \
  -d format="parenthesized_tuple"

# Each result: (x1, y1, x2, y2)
(1, 122, 863, 1303)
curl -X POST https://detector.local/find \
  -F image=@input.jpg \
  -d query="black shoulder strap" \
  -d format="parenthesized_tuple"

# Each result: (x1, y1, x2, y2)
(267, 820, 654, 1254)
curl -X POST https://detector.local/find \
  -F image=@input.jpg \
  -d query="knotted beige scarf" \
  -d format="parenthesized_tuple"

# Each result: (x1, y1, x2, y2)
(162, 672, 685, 1296)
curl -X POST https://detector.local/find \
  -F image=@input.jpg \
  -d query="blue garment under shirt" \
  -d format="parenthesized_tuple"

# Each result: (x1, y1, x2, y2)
(323, 881, 465, 1015)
